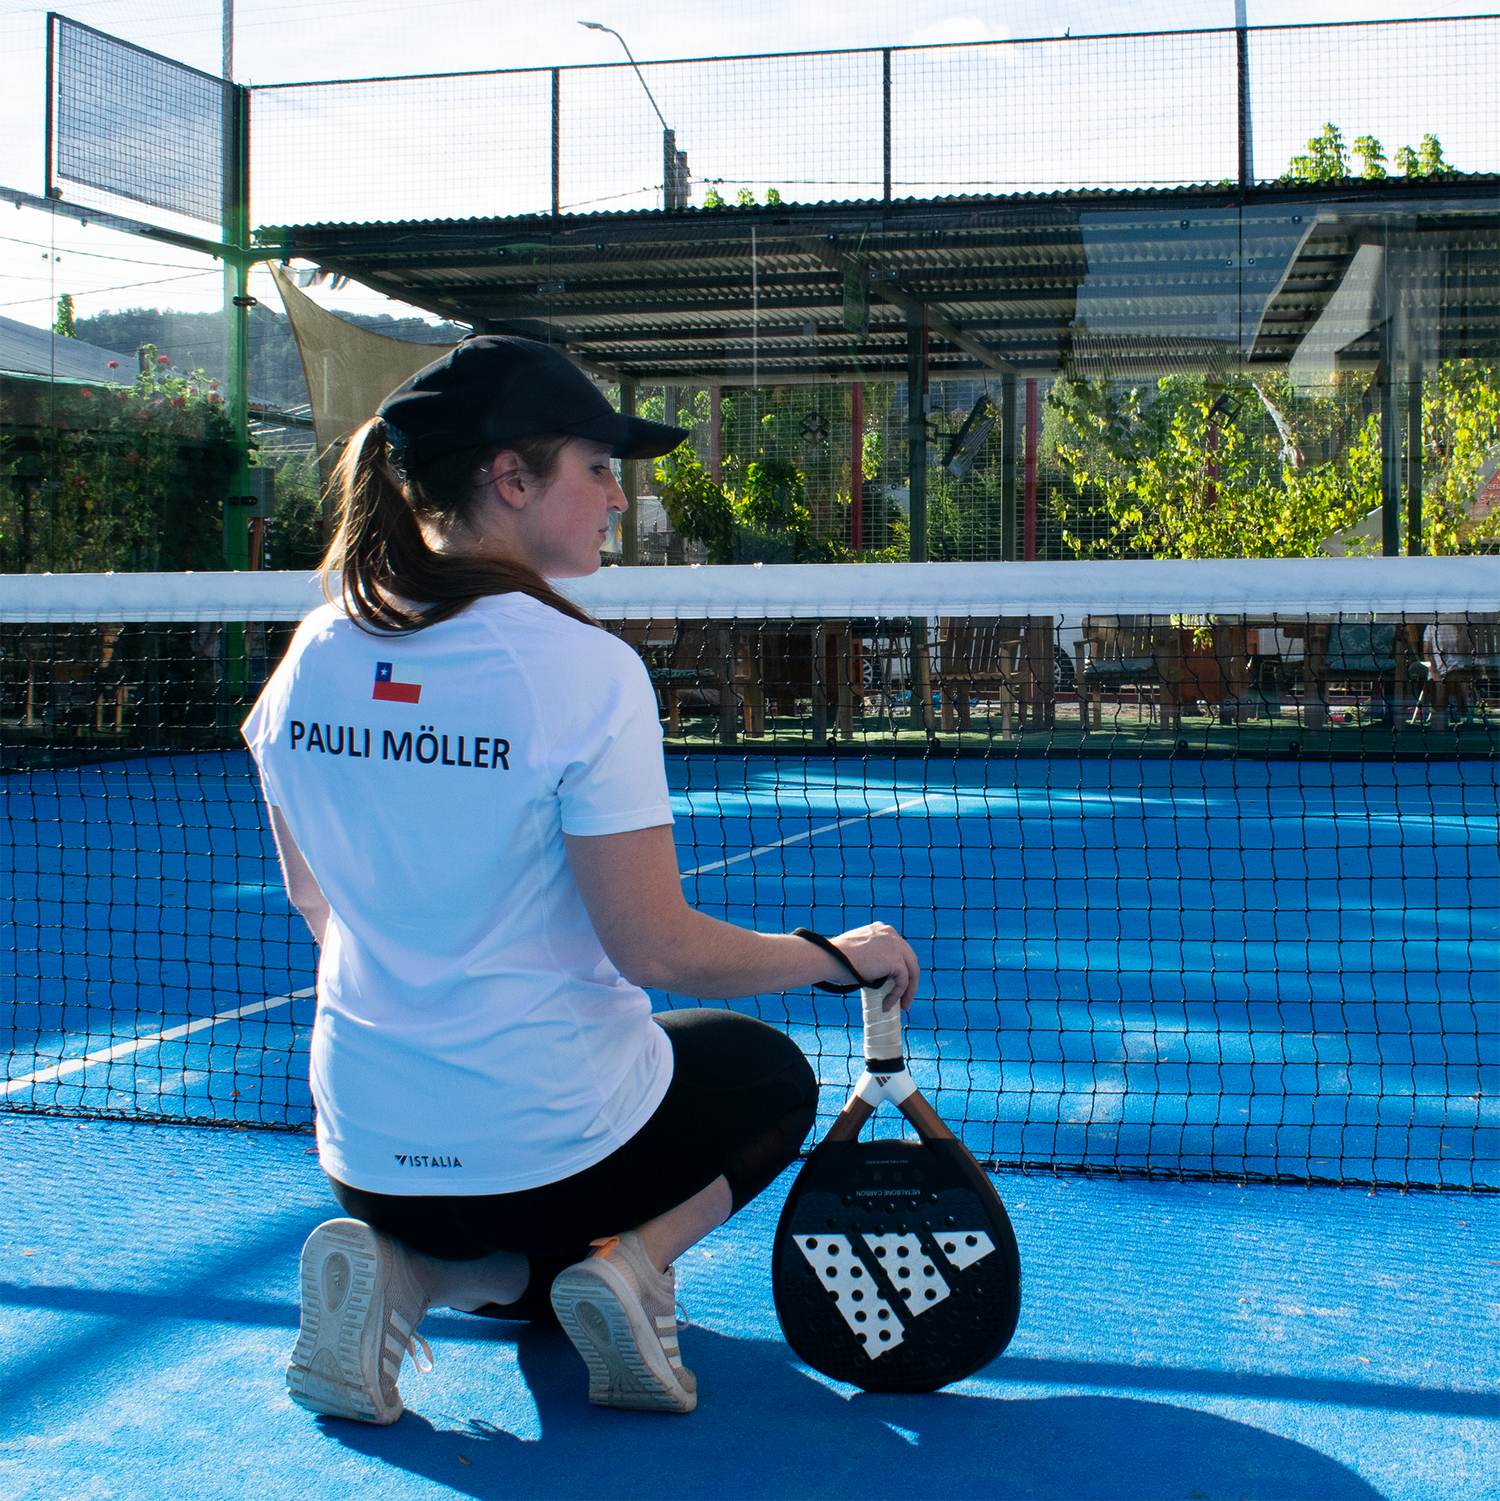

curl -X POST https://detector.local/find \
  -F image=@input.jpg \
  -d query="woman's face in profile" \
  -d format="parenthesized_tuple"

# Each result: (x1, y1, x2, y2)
(480, 437, 626, 578)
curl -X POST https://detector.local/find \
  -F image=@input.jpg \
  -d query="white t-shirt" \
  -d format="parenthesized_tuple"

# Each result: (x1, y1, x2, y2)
(242, 591, 675, 1195)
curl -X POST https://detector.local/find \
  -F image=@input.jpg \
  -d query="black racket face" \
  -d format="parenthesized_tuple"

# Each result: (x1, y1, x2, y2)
(772, 1137, 1021, 1392)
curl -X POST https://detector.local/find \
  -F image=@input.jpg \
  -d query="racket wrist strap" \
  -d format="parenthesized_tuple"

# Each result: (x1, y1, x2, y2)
(849, 1067, 916, 1110)
(792, 927, 882, 995)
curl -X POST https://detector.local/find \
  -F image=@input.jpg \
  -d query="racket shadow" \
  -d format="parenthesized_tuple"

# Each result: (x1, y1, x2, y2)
(316, 1325, 1380, 1501)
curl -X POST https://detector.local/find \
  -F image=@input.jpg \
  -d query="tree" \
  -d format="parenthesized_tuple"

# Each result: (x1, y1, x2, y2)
(1048, 373, 1374, 559)
(1351, 135, 1386, 180)
(0, 358, 242, 572)
(1283, 126, 1457, 183)
(1283, 123, 1347, 183)
(1394, 133, 1456, 177)
(53, 293, 76, 338)
(1046, 364, 1500, 560)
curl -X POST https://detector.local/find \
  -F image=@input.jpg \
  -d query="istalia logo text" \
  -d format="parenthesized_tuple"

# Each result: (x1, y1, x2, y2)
(372, 662, 422, 704)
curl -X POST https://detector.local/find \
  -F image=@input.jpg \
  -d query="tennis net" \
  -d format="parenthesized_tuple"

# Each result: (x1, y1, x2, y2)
(2, 559, 1496, 1189)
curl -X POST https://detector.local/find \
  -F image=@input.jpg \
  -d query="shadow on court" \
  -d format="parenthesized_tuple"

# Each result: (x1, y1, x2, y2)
(321, 1325, 1382, 1501)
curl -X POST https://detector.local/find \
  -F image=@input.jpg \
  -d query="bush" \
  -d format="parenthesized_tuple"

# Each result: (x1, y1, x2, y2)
(0, 357, 243, 572)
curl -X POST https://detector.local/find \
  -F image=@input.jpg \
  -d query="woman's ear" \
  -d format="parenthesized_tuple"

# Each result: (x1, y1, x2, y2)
(490, 450, 531, 511)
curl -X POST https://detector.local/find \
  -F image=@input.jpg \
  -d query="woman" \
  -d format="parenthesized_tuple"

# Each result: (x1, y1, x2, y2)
(243, 336, 919, 1422)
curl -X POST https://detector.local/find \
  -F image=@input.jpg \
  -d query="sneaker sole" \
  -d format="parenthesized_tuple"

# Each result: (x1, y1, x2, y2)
(550, 1261, 696, 1414)
(286, 1219, 400, 1425)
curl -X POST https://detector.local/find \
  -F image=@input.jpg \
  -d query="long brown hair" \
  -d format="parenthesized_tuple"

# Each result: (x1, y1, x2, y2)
(322, 417, 600, 634)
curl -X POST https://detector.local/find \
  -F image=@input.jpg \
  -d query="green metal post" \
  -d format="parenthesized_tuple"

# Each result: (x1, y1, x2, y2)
(907, 308, 931, 734)
(620, 378, 639, 564)
(1001, 372, 1017, 560)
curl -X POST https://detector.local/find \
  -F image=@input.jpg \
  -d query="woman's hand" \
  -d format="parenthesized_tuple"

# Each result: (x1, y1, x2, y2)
(828, 922, 921, 1012)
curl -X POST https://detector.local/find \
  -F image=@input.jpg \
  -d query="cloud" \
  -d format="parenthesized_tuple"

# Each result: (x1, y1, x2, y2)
(908, 16, 1009, 47)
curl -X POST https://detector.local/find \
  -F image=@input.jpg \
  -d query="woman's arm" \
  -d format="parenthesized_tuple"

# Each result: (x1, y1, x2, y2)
(268, 805, 331, 948)
(565, 825, 921, 1008)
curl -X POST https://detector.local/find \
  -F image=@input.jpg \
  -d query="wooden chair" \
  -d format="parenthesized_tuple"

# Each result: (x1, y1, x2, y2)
(1299, 621, 1424, 731)
(929, 618, 1026, 732)
(608, 619, 725, 736)
(1074, 617, 1183, 732)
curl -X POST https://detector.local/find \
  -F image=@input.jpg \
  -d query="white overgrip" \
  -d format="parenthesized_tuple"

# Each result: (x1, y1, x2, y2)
(861, 978, 902, 1062)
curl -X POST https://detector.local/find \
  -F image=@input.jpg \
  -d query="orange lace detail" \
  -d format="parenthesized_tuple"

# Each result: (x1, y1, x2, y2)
(589, 1235, 621, 1258)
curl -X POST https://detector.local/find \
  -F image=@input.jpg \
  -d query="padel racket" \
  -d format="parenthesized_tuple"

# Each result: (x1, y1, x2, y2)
(772, 931, 1021, 1392)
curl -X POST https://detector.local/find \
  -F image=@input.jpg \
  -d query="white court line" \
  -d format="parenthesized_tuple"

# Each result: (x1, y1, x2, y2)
(2, 987, 316, 1095)
(681, 795, 930, 878)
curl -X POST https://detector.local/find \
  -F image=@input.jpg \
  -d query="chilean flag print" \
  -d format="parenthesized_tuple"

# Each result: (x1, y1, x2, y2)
(372, 661, 423, 704)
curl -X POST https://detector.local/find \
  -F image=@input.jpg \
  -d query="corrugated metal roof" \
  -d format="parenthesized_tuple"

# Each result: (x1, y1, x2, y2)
(267, 178, 1499, 384)
(0, 316, 133, 383)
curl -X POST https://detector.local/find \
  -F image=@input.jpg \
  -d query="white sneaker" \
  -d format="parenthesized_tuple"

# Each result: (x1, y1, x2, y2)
(286, 1218, 433, 1425)
(550, 1231, 697, 1413)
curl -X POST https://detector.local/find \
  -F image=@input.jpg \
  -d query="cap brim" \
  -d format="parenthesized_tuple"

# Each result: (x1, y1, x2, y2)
(563, 413, 689, 461)
(613, 418, 690, 460)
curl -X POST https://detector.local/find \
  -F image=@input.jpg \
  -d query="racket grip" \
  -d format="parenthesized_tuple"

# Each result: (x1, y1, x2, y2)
(861, 979, 902, 1066)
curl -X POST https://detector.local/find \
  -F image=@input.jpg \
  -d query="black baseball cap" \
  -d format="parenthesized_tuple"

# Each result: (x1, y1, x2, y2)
(377, 335, 686, 467)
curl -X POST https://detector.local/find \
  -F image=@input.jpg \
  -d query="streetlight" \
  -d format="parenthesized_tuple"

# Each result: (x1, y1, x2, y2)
(579, 21, 690, 209)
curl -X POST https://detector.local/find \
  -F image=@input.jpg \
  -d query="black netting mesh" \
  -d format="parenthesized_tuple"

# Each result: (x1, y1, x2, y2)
(50, 14, 225, 226)
(2, 597, 1496, 1189)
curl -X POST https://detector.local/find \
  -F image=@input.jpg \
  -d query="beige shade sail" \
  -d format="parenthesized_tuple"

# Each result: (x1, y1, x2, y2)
(269, 264, 457, 486)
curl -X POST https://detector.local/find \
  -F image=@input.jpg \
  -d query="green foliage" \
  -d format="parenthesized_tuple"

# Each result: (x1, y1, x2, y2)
(1045, 364, 1500, 559)
(267, 451, 327, 571)
(1284, 123, 1348, 183)
(1408, 133, 1455, 176)
(765, 187, 783, 205)
(73, 306, 466, 413)
(1351, 135, 1386, 180)
(735, 187, 756, 206)
(1284, 126, 1456, 183)
(653, 445, 735, 561)
(1048, 374, 1374, 558)
(653, 427, 852, 564)
(53, 294, 76, 338)
(0, 360, 243, 572)
(1419, 361, 1500, 553)
(701, 186, 725, 209)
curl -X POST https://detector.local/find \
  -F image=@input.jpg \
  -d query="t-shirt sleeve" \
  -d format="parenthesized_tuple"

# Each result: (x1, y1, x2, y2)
(551, 636, 675, 837)
(240, 667, 288, 807)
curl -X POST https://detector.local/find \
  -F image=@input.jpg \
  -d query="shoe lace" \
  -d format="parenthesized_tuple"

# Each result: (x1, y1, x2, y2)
(406, 1330, 435, 1375)
(589, 1235, 621, 1259)
(675, 1298, 690, 1332)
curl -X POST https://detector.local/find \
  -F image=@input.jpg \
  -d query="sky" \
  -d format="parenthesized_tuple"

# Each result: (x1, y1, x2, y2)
(0, 0, 1495, 344)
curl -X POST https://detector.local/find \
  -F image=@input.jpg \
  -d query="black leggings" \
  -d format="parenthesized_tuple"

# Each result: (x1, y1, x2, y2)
(329, 1009, 817, 1299)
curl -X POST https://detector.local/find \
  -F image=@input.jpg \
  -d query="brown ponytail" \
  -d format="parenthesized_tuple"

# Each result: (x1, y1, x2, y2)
(321, 418, 599, 634)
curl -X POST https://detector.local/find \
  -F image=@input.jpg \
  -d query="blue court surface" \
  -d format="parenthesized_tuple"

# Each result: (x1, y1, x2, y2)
(0, 1110, 1495, 1501)
(4, 751, 1497, 1186)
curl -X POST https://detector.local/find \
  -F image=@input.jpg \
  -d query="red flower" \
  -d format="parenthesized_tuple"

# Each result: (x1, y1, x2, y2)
(171, 396, 185, 407)
(107, 361, 118, 370)
(126, 451, 141, 464)
(80, 388, 93, 399)
(156, 354, 170, 365)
